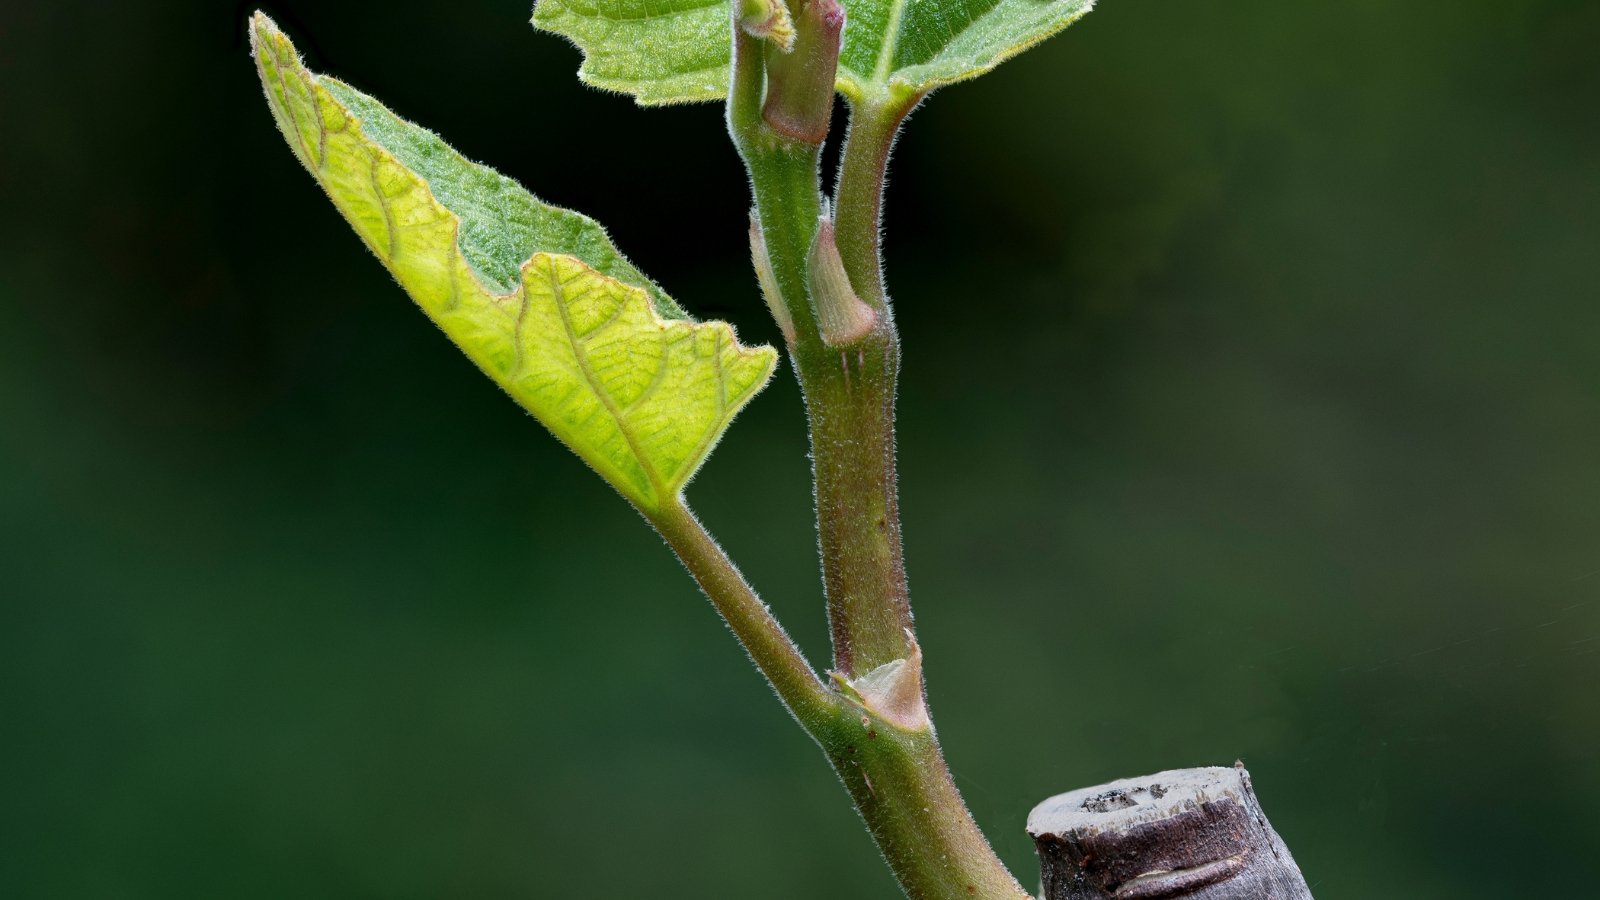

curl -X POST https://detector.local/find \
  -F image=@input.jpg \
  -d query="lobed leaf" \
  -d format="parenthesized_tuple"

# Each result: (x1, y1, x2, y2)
(530, 0, 1093, 107)
(251, 13, 776, 511)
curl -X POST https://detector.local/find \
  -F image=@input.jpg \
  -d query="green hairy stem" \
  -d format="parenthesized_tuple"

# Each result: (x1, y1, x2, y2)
(252, 0, 1098, 894)
(729, 11, 1027, 898)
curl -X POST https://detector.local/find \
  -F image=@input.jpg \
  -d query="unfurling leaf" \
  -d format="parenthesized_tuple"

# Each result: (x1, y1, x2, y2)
(250, 13, 777, 512)
(530, 0, 1093, 108)
(740, 0, 797, 52)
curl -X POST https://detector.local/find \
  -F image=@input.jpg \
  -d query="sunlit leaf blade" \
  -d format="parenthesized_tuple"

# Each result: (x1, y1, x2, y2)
(250, 13, 777, 510)
(528, 0, 1092, 106)
(322, 81, 686, 319)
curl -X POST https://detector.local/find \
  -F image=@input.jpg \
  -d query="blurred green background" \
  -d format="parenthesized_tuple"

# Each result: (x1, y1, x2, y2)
(3, 0, 1597, 896)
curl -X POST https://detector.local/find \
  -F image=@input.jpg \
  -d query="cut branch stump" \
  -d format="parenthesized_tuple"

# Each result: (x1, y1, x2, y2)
(1028, 764, 1313, 900)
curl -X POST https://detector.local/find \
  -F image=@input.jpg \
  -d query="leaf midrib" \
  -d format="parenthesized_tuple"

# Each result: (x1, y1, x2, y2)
(870, 0, 912, 84)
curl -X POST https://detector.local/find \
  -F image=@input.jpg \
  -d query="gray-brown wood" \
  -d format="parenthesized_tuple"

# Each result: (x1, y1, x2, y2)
(1028, 764, 1312, 900)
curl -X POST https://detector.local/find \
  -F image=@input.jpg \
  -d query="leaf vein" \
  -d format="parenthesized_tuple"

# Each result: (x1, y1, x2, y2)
(367, 154, 400, 262)
(624, 329, 673, 414)
(548, 260, 663, 500)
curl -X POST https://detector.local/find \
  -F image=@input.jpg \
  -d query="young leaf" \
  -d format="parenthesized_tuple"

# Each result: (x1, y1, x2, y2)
(530, 0, 1093, 107)
(740, 0, 797, 53)
(250, 13, 777, 512)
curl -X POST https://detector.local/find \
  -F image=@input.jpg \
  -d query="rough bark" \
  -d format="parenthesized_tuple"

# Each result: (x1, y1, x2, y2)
(1028, 764, 1313, 900)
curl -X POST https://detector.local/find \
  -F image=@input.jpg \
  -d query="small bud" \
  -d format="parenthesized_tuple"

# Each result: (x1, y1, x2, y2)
(749, 214, 796, 344)
(807, 217, 877, 347)
(847, 641, 928, 731)
(739, 0, 796, 52)
(762, 0, 843, 144)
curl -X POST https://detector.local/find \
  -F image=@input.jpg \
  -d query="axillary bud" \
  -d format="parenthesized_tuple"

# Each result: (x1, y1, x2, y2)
(806, 217, 878, 347)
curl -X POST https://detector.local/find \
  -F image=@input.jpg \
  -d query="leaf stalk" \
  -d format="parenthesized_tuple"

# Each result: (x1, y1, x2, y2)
(651, 500, 835, 726)
(832, 91, 923, 308)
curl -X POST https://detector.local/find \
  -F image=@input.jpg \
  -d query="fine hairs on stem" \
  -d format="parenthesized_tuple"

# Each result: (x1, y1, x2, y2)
(251, 1, 1098, 895)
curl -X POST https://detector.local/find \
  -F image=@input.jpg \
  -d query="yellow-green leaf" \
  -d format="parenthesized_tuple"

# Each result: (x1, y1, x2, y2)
(251, 13, 777, 511)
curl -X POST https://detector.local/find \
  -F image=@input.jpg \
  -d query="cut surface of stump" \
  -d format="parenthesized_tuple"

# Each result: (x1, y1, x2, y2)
(1027, 764, 1312, 899)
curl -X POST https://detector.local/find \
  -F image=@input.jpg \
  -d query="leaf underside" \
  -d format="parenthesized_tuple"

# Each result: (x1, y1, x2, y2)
(251, 13, 776, 511)
(531, 0, 1093, 106)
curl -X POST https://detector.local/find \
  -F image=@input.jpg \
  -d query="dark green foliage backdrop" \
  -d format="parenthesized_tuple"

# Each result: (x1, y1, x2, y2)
(2, 1, 1597, 896)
